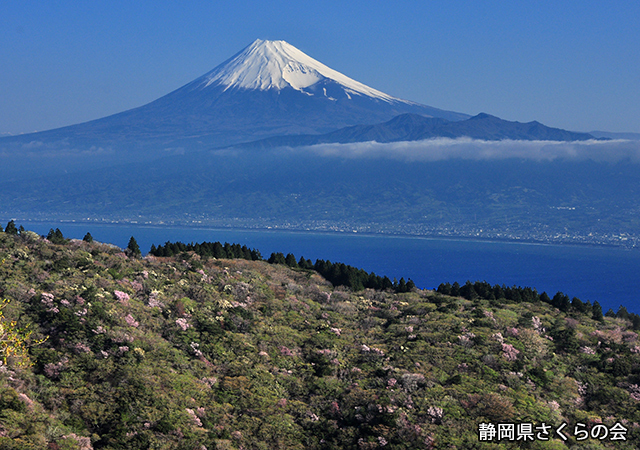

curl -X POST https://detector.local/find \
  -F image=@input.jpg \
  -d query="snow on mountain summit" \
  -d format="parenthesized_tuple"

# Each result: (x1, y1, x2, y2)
(0, 38, 469, 155)
(197, 39, 398, 103)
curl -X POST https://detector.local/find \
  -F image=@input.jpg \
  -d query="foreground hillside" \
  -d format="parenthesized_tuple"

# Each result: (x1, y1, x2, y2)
(0, 230, 639, 449)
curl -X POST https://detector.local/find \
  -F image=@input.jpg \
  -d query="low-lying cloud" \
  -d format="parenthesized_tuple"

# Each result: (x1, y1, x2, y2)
(300, 138, 640, 163)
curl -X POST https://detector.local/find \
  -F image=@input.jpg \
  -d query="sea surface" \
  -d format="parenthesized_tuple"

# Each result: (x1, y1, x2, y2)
(11, 221, 640, 315)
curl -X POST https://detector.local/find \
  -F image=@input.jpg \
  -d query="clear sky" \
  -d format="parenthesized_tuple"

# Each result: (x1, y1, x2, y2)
(1, 1, 639, 135)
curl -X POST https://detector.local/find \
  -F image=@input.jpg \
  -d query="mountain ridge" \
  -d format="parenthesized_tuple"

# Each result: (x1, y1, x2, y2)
(226, 112, 598, 150)
(0, 39, 468, 161)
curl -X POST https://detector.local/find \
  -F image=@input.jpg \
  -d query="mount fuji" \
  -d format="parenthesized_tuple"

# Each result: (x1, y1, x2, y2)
(0, 39, 467, 165)
(1, 40, 638, 246)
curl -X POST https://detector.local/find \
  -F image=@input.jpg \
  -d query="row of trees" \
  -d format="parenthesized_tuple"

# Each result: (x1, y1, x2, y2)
(150, 240, 262, 261)
(437, 281, 603, 318)
(148, 239, 416, 293)
(267, 251, 416, 293)
(606, 304, 640, 328)
(2, 221, 142, 259)
(4, 225, 638, 323)
(3, 220, 66, 244)
(437, 280, 640, 328)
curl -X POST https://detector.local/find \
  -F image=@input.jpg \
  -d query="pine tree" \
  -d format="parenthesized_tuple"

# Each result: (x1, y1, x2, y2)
(47, 228, 65, 244)
(268, 252, 286, 265)
(397, 277, 407, 293)
(571, 297, 586, 313)
(460, 281, 478, 300)
(212, 242, 225, 259)
(437, 283, 452, 295)
(285, 253, 299, 268)
(251, 249, 263, 261)
(127, 236, 142, 258)
(492, 285, 505, 300)
(5, 220, 18, 235)
(616, 306, 630, 320)
(592, 301, 604, 322)
(539, 292, 551, 305)
(297, 256, 306, 269)
(631, 314, 640, 330)
(83, 232, 94, 243)
(552, 292, 571, 312)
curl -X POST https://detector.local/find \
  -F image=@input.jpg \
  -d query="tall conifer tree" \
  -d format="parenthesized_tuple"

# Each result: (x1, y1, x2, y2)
(127, 236, 142, 258)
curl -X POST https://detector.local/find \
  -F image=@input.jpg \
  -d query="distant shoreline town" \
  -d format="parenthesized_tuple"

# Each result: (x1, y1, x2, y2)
(7, 215, 638, 251)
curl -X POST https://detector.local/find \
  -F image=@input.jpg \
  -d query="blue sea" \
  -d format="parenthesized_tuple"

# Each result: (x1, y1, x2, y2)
(10, 221, 640, 315)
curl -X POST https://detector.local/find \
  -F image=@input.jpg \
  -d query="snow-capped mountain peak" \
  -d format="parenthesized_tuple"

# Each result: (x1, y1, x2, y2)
(198, 39, 397, 102)
(0, 38, 469, 156)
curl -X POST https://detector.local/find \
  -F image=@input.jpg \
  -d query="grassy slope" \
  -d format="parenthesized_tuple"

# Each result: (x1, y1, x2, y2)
(0, 231, 639, 449)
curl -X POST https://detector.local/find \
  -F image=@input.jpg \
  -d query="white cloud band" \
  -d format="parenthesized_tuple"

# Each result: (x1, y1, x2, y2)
(299, 138, 640, 163)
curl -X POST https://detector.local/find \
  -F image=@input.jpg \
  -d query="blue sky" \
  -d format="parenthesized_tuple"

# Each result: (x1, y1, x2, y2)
(1, 1, 639, 134)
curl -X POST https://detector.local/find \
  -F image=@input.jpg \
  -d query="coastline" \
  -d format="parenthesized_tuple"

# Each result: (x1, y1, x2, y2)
(7, 216, 638, 252)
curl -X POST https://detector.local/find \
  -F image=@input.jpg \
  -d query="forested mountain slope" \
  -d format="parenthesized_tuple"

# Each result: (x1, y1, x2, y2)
(0, 229, 639, 449)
